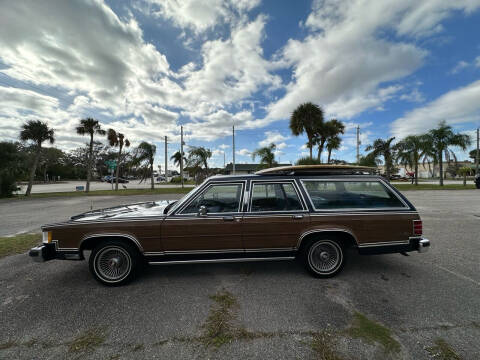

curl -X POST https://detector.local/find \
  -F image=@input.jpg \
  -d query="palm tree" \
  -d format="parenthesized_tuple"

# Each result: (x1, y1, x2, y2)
(315, 119, 345, 163)
(423, 121, 471, 186)
(76, 118, 106, 192)
(252, 143, 278, 169)
(395, 135, 427, 185)
(187, 147, 212, 175)
(107, 129, 130, 190)
(290, 102, 324, 159)
(365, 137, 396, 181)
(135, 142, 157, 189)
(170, 151, 186, 169)
(326, 135, 342, 164)
(458, 166, 472, 186)
(20, 120, 55, 196)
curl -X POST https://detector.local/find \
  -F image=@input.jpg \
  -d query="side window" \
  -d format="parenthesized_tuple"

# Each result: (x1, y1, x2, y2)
(302, 180, 406, 210)
(181, 184, 243, 214)
(250, 183, 303, 212)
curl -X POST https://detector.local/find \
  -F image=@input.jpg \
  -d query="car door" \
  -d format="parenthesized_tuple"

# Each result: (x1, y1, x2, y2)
(161, 181, 245, 257)
(242, 180, 309, 256)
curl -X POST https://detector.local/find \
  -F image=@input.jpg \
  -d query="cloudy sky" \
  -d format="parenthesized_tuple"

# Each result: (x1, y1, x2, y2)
(1, 0, 480, 168)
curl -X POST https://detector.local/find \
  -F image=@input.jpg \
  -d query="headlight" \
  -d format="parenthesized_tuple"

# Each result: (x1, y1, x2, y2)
(42, 231, 52, 243)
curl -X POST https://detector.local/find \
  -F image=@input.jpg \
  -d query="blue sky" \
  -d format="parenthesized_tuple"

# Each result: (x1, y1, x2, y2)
(1, 0, 480, 169)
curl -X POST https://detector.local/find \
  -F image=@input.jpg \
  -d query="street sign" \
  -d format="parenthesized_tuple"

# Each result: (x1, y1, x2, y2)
(105, 160, 117, 170)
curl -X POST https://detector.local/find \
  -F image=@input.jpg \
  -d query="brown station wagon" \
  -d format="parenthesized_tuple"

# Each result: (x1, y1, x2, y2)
(29, 165, 430, 285)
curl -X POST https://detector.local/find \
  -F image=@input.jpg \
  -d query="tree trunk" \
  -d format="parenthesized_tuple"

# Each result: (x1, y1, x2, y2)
(385, 156, 391, 182)
(86, 133, 93, 192)
(327, 149, 332, 164)
(439, 152, 444, 186)
(115, 144, 122, 191)
(25, 146, 41, 196)
(150, 162, 154, 190)
(414, 161, 418, 185)
(317, 140, 325, 163)
(463, 174, 466, 186)
(309, 143, 312, 160)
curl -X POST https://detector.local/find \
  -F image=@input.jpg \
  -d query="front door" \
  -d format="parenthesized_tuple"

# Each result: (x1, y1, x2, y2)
(242, 181, 309, 256)
(161, 182, 245, 258)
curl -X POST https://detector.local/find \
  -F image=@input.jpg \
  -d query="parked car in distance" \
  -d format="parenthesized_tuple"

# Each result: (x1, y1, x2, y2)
(107, 177, 129, 184)
(156, 175, 166, 182)
(29, 165, 430, 286)
(475, 173, 480, 189)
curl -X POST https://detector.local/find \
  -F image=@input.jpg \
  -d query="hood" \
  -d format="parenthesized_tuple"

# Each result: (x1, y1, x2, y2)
(70, 200, 176, 221)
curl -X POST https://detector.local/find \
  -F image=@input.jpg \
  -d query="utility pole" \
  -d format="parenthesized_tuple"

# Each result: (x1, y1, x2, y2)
(164, 136, 168, 182)
(356, 125, 360, 164)
(232, 125, 236, 175)
(180, 126, 184, 188)
(223, 151, 226, 169)
(476, 127, 479, 176)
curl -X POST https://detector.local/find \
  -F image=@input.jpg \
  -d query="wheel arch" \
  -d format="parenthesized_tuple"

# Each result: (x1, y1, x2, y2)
(80, 233, 144, 255)
(297, 229, 358, 253)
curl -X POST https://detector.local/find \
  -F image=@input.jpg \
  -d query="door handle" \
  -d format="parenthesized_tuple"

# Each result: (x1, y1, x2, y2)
(223, 216, 235, 221)
(292, 214, 304, 219)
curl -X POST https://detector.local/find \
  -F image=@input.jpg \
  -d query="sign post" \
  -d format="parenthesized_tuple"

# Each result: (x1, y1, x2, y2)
(105, 160, 117, 190)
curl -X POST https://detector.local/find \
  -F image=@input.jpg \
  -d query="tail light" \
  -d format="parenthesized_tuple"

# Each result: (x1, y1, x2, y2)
(413, 220, 422, 236)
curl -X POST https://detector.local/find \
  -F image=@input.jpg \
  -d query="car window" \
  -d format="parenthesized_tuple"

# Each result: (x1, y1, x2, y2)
(302, 180, 405, 210)
(250, 183, 303, 212)
(181, 184, 243, 214)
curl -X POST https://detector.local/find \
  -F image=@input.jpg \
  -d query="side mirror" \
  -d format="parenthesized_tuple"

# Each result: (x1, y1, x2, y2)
(198, 205, 208, 217)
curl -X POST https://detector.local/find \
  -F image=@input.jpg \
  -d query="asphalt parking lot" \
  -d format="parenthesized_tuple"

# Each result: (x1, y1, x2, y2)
(0, 190, 479, 359)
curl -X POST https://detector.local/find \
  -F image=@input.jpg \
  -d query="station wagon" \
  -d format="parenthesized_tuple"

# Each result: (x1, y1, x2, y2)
(30, 165, 430, 285)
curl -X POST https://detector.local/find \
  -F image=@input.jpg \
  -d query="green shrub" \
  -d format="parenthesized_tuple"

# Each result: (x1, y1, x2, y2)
(295, 156, 322, 165)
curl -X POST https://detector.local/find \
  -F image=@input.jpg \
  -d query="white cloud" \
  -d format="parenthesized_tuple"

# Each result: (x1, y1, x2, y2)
(265, 0, 480, 122)
(219, 144, 230, 149)
(392, 79, 480, 137)
(258, 130, 289, 147)
(399, 88, 425, 103)
(475, 56, 480, 67)
(450, 60, 470, 74)
(143, 0, 260, 34)
(236, 148, 251, 156)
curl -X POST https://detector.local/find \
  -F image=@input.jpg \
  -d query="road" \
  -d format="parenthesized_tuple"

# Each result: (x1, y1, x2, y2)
(0, 190, 479, 359)
(15, 181, 193, 194)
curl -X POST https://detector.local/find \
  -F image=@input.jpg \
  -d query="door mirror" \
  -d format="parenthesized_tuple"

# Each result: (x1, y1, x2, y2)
(197, 205, 208, 217)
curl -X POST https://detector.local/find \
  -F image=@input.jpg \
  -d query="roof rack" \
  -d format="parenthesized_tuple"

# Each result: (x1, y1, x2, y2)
(255, 165, 377, 176)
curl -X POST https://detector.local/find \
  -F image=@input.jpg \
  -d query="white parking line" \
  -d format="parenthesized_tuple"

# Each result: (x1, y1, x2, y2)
(433, 263, 480, 287)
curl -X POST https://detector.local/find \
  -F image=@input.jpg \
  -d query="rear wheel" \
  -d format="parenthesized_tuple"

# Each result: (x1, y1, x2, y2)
(89, 240, 139, 286)
(304, 238, 345, 278)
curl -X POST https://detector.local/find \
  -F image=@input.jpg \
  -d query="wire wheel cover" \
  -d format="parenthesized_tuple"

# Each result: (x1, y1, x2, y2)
(308, 241, 341, 274)
(95, 246, 131, 282)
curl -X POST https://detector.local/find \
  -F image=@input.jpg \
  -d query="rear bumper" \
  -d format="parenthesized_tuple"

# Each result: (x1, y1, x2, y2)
(29, 243, 56, 262)
(358, 237, 430, 255)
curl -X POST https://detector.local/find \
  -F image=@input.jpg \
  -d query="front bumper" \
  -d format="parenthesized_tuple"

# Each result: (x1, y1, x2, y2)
(29, 243, 56, 262)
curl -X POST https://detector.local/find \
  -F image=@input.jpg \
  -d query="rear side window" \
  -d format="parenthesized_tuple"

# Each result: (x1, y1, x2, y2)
(250, 183, 303, 212)
(302, 180, 406, 210)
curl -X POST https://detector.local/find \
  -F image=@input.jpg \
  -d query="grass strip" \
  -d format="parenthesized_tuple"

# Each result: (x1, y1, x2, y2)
(0, 233, 40, 259)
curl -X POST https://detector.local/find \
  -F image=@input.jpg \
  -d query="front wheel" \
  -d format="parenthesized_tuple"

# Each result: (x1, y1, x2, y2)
(304, 239, 345, 278)
(89, 240, 139, 286)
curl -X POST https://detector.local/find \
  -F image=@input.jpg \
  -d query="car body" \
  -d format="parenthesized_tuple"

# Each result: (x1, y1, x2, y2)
(475, 173, 480, 189)
(156, 175, 166, 182)
(30, 165, 430, 285)
(107, 177, 129, 184)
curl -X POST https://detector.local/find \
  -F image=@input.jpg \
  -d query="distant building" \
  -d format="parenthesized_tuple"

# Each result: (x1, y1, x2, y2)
(224, 163, 291, 175)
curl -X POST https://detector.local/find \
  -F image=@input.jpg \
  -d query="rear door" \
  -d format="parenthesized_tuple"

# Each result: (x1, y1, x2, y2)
(242, 180, 309, 256)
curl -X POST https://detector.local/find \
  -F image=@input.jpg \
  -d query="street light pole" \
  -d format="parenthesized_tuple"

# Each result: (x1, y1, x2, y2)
(180, 126, 184, 188)
(476, 127, 479, 176)
(232, 125, 236, 175)
(164, 136, 168, 182)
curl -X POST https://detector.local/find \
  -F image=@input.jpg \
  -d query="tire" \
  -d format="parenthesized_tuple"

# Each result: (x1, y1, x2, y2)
(89, 239, 139, 286)
(304, 238, 345, 278)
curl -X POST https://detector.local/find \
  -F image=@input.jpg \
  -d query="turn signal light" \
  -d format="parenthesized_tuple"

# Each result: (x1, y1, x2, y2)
(42, 231, 52, 243)
(413, 220, 422, 236)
